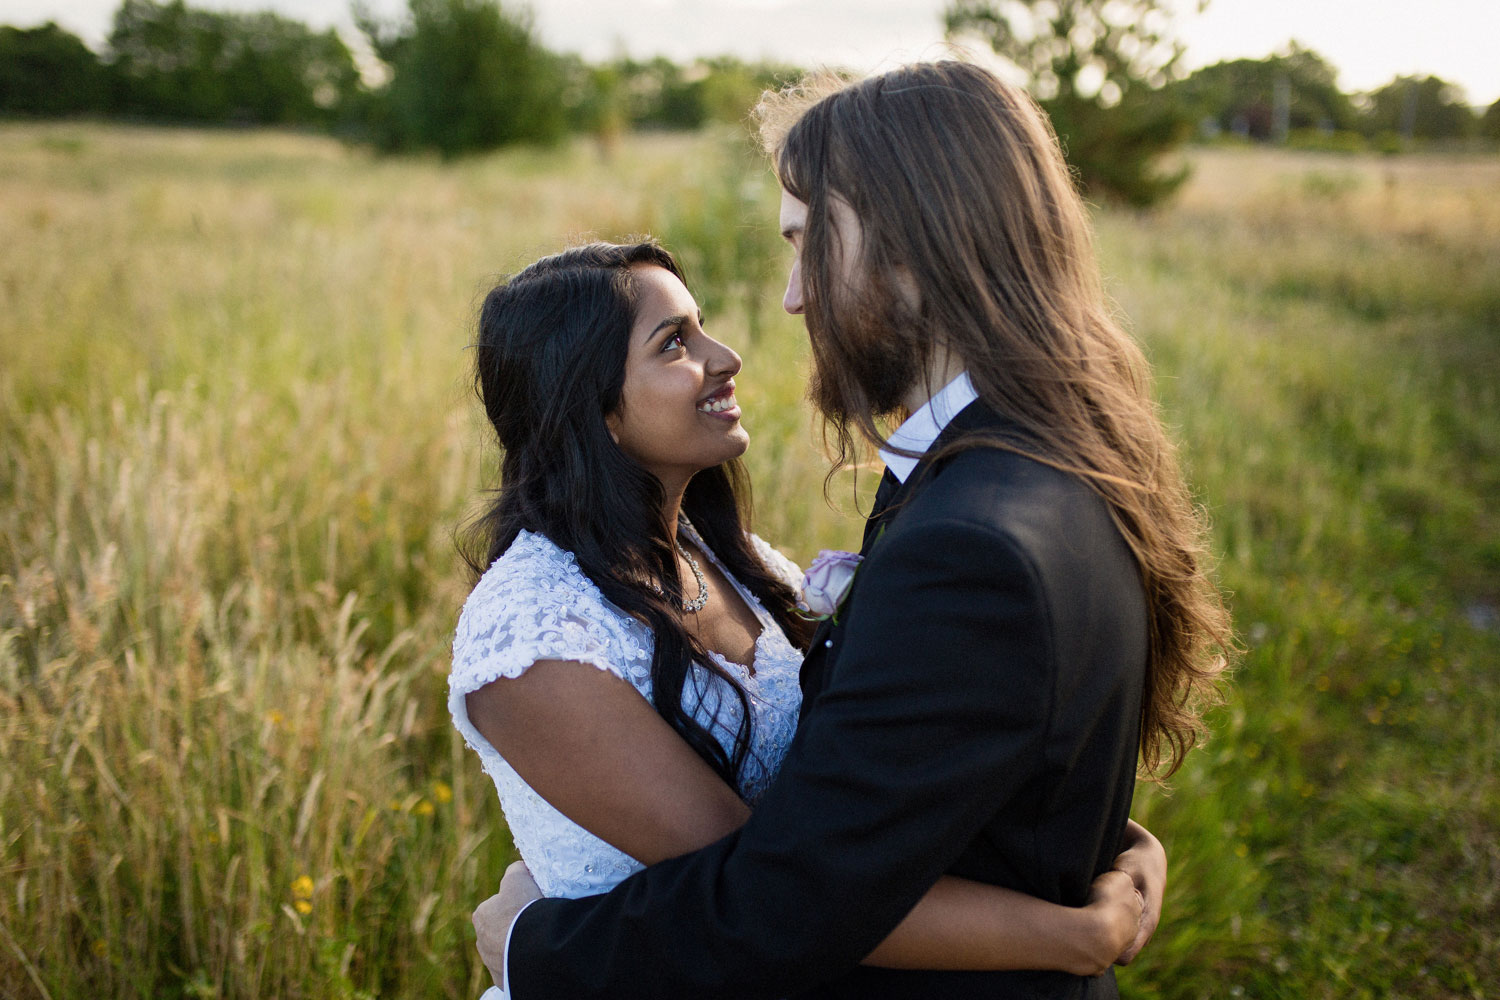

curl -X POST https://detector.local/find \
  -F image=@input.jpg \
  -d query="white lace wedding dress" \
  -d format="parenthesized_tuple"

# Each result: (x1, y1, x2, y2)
(448, 522, 806, 905)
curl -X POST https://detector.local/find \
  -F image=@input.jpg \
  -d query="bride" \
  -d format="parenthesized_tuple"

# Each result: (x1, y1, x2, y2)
(448, 240, 1164, 992)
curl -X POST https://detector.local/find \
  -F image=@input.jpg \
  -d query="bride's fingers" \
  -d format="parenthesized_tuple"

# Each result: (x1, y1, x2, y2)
(1114, 885, 1153, 966)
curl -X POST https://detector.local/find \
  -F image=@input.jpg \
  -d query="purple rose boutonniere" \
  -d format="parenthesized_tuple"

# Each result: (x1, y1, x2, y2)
(797, 550, 863, 622)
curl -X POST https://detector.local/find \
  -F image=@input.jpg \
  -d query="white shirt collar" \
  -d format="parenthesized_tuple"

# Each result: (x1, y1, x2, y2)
(878, 372, 978, 483)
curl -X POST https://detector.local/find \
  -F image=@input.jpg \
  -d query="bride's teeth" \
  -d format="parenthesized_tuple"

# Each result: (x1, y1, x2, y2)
(700, 394, 736, 413)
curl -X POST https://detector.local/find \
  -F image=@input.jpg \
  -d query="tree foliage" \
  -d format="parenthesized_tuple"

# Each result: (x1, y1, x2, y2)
(0, 22, 110, 116)
(1482, 98, 1500, 143)
(567, 55, 794, 133)
(1167, 43, 1357, 139)
(356, 0, 566, 156)
(1363, 75, 1476, 141)
(14, 1, 1483, 157)
(946, 0, 1199, 205)
(107, 0, 359, 125)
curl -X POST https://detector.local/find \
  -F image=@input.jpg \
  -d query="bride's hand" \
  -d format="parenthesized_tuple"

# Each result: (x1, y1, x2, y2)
(1109, 819, 1166, 965)
(473, 860, 544, 986)
(1077, 869, 1144, 975)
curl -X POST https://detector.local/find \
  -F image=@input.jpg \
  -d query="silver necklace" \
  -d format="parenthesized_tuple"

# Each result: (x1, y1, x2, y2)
(648, 521, 708, 613)
(673, 537, 709, 614)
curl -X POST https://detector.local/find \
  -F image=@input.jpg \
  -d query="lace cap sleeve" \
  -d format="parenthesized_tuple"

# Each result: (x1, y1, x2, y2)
(449, 531, 651, 701)
(747, 532, 804, 594)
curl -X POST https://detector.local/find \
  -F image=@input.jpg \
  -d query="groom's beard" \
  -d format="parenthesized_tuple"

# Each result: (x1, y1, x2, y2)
(805, 277, 922, 424)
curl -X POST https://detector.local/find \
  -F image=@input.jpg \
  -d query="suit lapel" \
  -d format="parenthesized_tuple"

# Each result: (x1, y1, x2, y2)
(801, 468, 896, 708)
(799, 401, 1020, 710)
(859, 468, 902, 552)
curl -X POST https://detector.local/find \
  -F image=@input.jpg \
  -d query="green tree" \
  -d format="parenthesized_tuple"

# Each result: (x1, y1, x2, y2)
(697, 57, 798, 127)
(1362, 75, 1477, 142)
(551, 55, 795, 161)
(1481, 97, 1500, 143)
(107, 0, 220, 119)
(358, 0, 565, 156)
(946, 0, 1199, 205)
(597, 56, 704, 131)
(218, 12, 361, 125)
(0, 22, 110, 116)
(107, 0, 359, 125)
(557, 54, 625, 149)
(1167, 44, 1358, 140)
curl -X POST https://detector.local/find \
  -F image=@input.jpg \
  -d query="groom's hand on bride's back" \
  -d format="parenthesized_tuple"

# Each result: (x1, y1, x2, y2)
(474, 861, 543, 986)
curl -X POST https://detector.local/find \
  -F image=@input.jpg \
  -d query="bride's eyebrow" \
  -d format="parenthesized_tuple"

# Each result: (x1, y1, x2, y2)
(644, 314, 688, 342)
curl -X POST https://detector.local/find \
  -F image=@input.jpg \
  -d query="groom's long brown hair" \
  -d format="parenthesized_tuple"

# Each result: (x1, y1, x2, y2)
(757, 60, 1231, 779)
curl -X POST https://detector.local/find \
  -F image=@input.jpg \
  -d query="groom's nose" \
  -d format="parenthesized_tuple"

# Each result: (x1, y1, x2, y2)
(783, 258, 805, 315)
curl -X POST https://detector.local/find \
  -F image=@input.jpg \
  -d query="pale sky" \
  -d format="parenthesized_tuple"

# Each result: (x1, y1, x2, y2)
(10, 0, 1500, 107)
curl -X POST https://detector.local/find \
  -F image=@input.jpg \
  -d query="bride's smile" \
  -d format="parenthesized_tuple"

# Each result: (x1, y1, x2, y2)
(696, 381, 739, 418)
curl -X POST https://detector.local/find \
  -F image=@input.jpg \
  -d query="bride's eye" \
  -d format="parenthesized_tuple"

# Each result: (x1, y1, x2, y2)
(661, 331, 686, 353)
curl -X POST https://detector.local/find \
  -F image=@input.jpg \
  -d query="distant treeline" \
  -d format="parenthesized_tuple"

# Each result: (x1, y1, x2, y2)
(1160, 42, 1500, 151)
(2, 0, 1498, 157)
(0, 0, 798, 155)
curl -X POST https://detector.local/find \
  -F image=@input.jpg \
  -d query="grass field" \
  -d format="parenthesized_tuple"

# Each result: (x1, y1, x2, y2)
(1, 123, 1497, 999)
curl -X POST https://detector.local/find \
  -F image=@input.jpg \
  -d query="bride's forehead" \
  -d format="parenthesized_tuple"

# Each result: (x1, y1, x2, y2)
(629, 266, 698, 321)
(630, 263, 689, 297)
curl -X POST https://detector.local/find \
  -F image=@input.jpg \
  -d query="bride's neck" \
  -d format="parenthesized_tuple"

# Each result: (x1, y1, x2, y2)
(659, 483, 687, 537)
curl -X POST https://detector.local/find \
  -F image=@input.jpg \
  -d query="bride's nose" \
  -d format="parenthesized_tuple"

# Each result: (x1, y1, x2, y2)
(706, 338, 742, 378)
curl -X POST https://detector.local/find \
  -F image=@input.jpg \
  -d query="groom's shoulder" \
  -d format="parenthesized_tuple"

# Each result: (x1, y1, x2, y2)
(901, 441, 1130, 581)
(918, 442, 1104, 531)
(917, 402, 1097, 520)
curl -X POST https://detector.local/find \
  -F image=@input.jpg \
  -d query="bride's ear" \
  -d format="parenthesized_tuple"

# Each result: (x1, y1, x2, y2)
(604, 410, 621, 446)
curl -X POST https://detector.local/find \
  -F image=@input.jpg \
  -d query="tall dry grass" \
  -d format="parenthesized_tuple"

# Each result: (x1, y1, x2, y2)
(0, 123, 851, 1000)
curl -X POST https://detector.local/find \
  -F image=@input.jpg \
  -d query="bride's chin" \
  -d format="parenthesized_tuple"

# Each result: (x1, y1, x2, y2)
(727, 427, 750, 456)
(691, 438, 750, 472)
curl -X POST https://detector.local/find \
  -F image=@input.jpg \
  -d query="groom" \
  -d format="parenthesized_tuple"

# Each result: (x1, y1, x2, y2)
(479, 62, 1162, 998)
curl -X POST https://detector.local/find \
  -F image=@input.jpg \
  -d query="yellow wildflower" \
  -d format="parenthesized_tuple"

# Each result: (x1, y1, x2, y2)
(414, 799, 435, 817)
(433, 781, 453, 804)
(294, 900, 312, 915)
(291, 875, 314, 899)
(266, 709, 285, 726)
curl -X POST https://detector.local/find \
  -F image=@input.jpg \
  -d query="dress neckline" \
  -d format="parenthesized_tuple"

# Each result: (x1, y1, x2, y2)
(678, 519, 772, 677)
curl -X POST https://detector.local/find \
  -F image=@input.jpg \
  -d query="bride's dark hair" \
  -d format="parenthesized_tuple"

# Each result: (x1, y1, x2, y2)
(462, 240, 811, 790)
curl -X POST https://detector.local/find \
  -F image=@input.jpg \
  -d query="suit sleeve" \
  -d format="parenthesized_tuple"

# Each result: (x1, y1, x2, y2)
(507, 517, 1055, 999)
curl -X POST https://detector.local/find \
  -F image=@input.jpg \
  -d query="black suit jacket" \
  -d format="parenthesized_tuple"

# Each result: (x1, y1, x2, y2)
(508, 401, 1148, 999)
